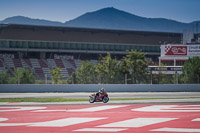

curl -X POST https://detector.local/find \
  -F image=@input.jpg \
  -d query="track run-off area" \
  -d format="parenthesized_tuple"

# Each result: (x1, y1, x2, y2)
(0, 103, 200, 133)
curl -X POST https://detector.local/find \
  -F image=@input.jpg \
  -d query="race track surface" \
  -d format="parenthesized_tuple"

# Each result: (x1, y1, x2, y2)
(1, 92, 200, 99)
(0, 103, 200, 133)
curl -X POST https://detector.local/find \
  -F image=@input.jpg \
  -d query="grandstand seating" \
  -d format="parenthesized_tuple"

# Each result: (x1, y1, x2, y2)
(23, 59, 32, 67)
(54, 59, 65, 68)
(0, 67, 5, 73)
(13, 59, 22, 68)
(22, 59, 30, 68)
(47, 59, 57, 69)
(34, 67, 44, 78)
(42, 68, 51, 77)
(30, 59, 40, 68)
(4, 58, 14, 67)
(66, 68, 74, 76)
(62, 59, 73, 68)
(0, 59, 3, 67)
(68, 59, 76, 68)
(38, 59, 48, 68)
(0, 57, 98, 80)
(91, 60, 98, 65)
(74, 59, 82, 68)
(61, 68, 69, 78)
(7, 67, 14, 76)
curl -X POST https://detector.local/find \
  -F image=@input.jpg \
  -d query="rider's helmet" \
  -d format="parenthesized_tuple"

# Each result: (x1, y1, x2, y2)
(100, 88, 105, 93)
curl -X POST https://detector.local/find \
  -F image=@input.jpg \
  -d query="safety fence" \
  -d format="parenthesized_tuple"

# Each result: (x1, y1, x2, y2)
(0, 84, 200, 92)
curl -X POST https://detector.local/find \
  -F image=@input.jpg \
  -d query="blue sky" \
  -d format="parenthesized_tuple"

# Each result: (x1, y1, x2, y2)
(0, 0, 200, 23)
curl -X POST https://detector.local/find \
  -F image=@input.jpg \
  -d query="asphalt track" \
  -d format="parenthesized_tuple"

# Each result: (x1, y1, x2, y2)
(1, 92, 200, 132)
(1, 92, 200, 105)
(1, 92, 200, 99)
(0, 104, 200, 133)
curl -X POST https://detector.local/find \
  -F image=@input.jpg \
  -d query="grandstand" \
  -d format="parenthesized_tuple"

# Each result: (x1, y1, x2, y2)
(0, 24, 183, 80)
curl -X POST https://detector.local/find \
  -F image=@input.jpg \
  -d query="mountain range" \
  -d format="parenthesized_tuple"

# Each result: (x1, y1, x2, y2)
(1, 7, 199, 33)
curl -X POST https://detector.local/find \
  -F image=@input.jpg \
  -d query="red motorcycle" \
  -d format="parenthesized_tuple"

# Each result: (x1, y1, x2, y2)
(89, 92, 109, 103)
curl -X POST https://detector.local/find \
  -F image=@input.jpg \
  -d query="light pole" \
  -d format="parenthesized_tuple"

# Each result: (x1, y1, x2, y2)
(151, 72, 152, 84)
(45, 74, 47, 84)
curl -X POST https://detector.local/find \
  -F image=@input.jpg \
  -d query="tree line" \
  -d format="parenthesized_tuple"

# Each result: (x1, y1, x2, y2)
(0, 68, 35, 84)
(0, 50, 200, 84)
(66, 50, 148, 84)
(66, 50, 200, 84)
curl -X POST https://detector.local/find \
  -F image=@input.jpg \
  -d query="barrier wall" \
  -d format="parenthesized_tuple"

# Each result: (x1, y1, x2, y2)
(0, 84, 200, 92)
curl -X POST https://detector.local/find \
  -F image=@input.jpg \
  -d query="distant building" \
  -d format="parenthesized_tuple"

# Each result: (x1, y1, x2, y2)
(151, 31, 200, 75)
(0, 24, 193, 79)
(0, 24, 182, 60)
(159, 44, 200, 66)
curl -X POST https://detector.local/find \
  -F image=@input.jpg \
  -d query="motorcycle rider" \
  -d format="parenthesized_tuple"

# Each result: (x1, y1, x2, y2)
(96, 88, 105, 101)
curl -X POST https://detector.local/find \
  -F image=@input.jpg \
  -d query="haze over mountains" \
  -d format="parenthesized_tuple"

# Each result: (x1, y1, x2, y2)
(1, 7, 199, 33)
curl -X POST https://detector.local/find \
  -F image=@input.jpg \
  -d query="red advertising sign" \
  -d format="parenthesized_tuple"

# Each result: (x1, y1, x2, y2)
(165, 46, 187, 56)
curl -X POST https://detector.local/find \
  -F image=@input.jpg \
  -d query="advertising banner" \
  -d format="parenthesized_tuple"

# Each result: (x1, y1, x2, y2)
(188, 45, 200, 56)
(164, 45, 187, 56)
(161, 44, 200, 57)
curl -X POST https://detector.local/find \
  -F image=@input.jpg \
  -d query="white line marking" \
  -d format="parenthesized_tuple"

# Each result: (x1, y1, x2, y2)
(32, 110, 67, 112)
(0, 117, 107, 127)
(74, 128, 127, 132)
(152, 128, 200, 132)
(0, 107, 46, 112)
(132, 105, 200, 112)
(0, 118, 8, 122)
(192, 118, 200, 121)
(182, 105, 200, 107)
(29, 117, 107, 127)
(98, 118, 177, 128)
(0, 123, 31, 126)
(67, 105, 129, 112)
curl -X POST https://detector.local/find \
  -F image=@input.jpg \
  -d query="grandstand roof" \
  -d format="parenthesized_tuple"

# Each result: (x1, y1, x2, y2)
(0, 24, 182, 45)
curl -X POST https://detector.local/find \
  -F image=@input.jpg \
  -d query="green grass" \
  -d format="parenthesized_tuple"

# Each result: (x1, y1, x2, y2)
(111, 97, 200, 100)
(0, 97, 200, 102)
(0, 98, 88, 102)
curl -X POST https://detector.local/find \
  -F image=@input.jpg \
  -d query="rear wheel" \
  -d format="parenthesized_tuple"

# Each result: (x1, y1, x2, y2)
(89, 97, 95, 103)
(103, 97, 109, 103)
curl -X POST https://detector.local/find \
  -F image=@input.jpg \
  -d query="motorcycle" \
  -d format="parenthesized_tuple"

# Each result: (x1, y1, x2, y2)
(89, 92, 109, 103)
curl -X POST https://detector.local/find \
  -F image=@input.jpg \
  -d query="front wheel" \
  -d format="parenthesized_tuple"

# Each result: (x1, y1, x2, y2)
(89, 97, 95, 103)
(103, 97, 109, 103)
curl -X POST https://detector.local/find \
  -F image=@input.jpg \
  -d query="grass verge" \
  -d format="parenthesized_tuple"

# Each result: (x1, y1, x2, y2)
(0, 97, 200, 102)
(0, 98, 88, 102)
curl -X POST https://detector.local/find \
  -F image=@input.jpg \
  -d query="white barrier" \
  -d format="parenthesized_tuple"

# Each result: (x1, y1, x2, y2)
(0, 84, 200, 92)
